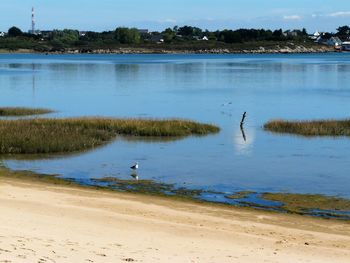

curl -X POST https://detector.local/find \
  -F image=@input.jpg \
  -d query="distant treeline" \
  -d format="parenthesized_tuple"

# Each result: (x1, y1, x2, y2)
(0, 25, 348, 52)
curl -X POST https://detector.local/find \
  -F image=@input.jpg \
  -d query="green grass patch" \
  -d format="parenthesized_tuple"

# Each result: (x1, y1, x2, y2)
(264, 119, 350, 137)
(0, 117, 219, 154)
(262, 193, 350, 214)
(0, 107, 53, 116)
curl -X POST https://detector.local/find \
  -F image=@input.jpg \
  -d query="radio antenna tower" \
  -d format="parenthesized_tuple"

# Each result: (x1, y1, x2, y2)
(31, 7, 35, 34)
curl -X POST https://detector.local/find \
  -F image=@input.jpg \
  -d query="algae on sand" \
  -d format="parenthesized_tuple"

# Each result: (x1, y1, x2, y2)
(262, 192, 350, 214)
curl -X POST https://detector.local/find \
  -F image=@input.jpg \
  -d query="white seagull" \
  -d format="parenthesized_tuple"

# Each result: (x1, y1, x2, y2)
(130, 162, 139, 170)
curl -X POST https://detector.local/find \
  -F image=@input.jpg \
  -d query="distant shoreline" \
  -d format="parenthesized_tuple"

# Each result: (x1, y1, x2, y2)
(0, 45, 334, 55)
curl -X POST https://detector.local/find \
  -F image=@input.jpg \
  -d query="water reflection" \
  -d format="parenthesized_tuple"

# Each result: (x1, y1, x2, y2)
(130, 171, 139, 180)
(1, 53, 350, 199)
(240, 126, 247, 142)
(234, 125, 255, 155)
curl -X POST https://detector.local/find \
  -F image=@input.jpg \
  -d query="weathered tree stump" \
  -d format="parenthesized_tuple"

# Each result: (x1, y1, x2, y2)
(240, 111, 247, 128)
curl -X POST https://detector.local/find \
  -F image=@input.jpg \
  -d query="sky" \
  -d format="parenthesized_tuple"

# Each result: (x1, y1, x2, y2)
(0, 0, 349, 33)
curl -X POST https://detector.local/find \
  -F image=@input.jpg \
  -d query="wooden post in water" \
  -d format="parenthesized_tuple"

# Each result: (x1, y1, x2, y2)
(240, 112, 247, 128)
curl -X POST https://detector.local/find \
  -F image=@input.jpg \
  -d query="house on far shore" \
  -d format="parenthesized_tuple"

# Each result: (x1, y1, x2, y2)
(309, 30, 321, 40)
(79, 31, 87, 37)
(327, 37, 342, 49)
(193, 36, 209, 41)
(150, 34, 164, 43)
(341, 41, 350, 51)
(0, 32, 6, 37)
(40, 31, 53, 39)
(138, 29, 149, 35)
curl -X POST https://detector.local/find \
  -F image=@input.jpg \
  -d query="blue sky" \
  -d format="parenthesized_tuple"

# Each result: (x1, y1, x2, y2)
(1, 0, 349, 33)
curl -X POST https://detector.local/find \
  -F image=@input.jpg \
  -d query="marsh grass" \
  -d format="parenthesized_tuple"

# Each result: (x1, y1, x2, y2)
(0, 107, 53, 116)
(264, 119, 350, 137)
(0, 118, 219, 154)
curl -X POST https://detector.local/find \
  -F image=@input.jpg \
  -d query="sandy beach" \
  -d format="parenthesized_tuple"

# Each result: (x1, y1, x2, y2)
(0, 177, 349, 263)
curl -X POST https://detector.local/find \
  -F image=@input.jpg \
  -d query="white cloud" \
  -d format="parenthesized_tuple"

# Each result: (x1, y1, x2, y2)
(327, 11, 350, 17)
(162, 18, 177, 23)
(283, 15, 302, 21)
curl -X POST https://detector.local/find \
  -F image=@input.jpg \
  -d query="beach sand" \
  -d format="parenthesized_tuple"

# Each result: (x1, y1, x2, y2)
(0, 176, 349, 263)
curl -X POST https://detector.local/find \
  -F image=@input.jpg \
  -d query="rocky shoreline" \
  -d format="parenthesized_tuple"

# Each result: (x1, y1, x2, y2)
(0, 45, 334, 55)
(65, 45, 333, 54)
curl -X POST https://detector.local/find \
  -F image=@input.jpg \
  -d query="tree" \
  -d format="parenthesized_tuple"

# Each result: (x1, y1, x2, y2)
(336, 25, 350, 39)
(272, 29, 285, 40)
(8, 26, 23, 37)
(177, 26, 202, 37)
(218, 30, 242, 43)
(50, 29, 79, 46)
(162, 28, 176, 43)
(115, 27, 141, 44)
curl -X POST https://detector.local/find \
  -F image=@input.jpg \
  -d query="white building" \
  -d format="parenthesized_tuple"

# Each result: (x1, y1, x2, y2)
(310, 30, 320, 40)
(0, 32, 5, 37)
(341, 42, 350, 51)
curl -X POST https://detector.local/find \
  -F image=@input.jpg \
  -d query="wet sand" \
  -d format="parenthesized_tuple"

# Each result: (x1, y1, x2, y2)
(0, 176, 349, 263)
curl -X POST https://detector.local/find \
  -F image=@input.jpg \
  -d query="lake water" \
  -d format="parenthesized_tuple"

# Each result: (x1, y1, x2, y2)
(1, 53, 350, 203)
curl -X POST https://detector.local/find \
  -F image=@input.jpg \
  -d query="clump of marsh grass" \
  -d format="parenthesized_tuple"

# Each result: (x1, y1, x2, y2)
(264, 119, 350, 137)
(0, 118, 219, 154)
(0, 107, 53, 116)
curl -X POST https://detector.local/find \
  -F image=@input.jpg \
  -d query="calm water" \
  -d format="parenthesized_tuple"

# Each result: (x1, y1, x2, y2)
(1, 53, 350, 201)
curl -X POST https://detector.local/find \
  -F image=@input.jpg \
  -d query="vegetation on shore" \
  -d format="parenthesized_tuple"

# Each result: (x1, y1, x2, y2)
(0, 166, 77, 186)
(225, 191, 255, 199)
(1, 165, 349, 219)
(264, 119, 350, 137)
(0, 25, 332, 53)
(0, 117, 219, 154)
(0, 107, 53, 116)
(93, 177, 203, 199)
(263, 193, 350, 215)
(224, 190, 350, 219)
(0, 167, 206, 202)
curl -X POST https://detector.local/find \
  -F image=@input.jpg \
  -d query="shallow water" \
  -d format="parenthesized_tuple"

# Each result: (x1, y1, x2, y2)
(1, 53, 350, 202)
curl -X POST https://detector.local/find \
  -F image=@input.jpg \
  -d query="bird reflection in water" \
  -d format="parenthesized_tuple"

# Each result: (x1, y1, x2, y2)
(130, 171, 139, 181)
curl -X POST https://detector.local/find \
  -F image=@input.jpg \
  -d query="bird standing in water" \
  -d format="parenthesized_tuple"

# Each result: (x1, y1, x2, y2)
(130, 162, 139, 170)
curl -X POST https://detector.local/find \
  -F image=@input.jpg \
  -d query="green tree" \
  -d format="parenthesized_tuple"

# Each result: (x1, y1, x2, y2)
(177, 26, 203, 37)
(272, 29, 285, 40)
(219, 30, 242, 43)
(162, 28, 176, 43)
(8, 26, 23, 37)
(336, 26, 350, 39)
(51, 29, 79, 46)
(115, 27, 141, 44)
